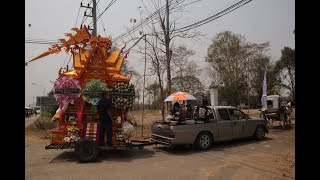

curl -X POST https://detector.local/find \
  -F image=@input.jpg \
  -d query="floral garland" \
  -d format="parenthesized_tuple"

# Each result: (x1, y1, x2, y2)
(53, 76, 81, 104)
(116, 131, 132, 144)
(82, 79, 108, 105)
(63, 122, 81, 143)
(112, 96, 134, 109)
(111, 83, 135, 109)
(113, 82, 134, 92)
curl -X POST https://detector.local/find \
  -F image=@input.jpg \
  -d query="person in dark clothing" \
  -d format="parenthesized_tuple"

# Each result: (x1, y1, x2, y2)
(185, 104, 193, 119)
(171, 102, 183, 122)
(195, 99, 209, 122)
(98, 91, 113, 146)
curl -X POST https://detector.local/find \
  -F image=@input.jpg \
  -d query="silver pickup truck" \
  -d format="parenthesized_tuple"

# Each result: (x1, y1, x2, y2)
(151, 106, 269, 150)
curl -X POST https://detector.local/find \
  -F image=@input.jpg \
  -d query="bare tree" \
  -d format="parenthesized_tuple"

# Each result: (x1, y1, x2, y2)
(142, 0, 203, 97)
(171, 45, 195, 86)
(132, 74, 142, 110)
(146, 81, 159, 109)
(121, 0, 203, 116)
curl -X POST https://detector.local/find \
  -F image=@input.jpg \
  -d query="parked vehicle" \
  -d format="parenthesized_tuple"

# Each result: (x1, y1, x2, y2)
(151, 106, 269, 150)
(260, 95, 292, 129)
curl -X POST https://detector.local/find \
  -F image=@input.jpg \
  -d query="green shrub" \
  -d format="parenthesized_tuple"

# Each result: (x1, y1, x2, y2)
(40, 105, 59, 117)
(34, 116, 56, 130)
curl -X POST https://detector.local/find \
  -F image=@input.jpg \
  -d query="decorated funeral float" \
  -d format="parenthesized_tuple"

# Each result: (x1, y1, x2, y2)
(27, 26, 154, 162)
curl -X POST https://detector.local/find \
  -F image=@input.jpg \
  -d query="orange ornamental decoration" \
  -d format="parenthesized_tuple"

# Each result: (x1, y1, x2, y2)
(27, 26, 131, 86)
(28, 26, 134, 146)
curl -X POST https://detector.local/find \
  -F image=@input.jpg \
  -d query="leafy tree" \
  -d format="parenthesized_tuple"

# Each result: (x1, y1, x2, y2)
(274, 47, 295, 99)
(205, 31, 270, 105)
(205, 31, 249, 105)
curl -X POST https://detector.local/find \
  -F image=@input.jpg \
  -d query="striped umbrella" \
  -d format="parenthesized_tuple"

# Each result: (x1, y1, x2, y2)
(164, 91, 197, 102)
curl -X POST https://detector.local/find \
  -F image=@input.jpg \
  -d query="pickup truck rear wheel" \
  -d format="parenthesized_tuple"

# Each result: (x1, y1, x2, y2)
(254, 125, 266, 140)
(195, 132, 212, 150)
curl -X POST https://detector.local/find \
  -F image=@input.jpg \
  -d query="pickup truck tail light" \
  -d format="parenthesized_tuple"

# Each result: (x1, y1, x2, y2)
(169, 130, 175, 138)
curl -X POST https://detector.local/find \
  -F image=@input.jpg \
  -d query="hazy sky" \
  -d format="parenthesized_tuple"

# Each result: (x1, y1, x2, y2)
(25, 0, 295, 106)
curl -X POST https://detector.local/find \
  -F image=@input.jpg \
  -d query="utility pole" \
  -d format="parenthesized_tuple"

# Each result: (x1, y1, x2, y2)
(92, 0, 97, 36)
(81, 0, 97, 36)
(138, 6, 146, 138)
(165, 0, 172, 100)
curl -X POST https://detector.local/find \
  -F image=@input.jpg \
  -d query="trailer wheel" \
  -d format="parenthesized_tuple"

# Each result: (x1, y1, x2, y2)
(75, 139, 98, 162)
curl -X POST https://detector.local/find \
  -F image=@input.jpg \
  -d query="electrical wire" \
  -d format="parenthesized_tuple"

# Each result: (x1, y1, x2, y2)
(75, 0, 84, 27)
(113, 0, 186, 42)
(88, 0, 117, 27)
(119, 0, 253, 52)
(97, 5, 108, 36)
(81, 0, 101, 25)
(172, 0, 252, 33)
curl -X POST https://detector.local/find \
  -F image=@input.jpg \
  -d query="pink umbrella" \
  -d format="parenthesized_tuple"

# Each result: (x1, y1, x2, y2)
(164, 91, 197, 102)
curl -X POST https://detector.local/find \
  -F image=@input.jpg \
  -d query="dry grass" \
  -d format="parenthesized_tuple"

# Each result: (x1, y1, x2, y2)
(25, 120, 52, 145)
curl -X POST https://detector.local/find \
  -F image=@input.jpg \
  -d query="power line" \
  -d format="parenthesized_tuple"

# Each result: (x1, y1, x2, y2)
(66, 54, 73, 69)
(172, 0, 253, 34)
(62, 53, 71, 68)
(120, 0, 253, 52)
(174, 0, 248, 31)
(97, 4, 108, 36)
(88, 0, 117, 27)
(80, 0, 94, 24)
(25, 40, 59, 45)
(112, 0, 173, 41)
(75, 0, 84, 28)
(171, 0, 202, 10)
(81, 0, 100, 25)
(113, 0, 187, 42)
(96, 0, 116, 21)
(26, 0, 251, 50)
(25, 38, 56, 41)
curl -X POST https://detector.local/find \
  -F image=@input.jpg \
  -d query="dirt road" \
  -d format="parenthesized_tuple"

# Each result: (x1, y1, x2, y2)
(25, 115, 39, 128)
(25, 121, 295, 180)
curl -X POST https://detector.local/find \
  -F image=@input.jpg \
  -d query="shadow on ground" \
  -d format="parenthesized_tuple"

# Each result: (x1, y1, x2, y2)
(49, 148, 155, 164)
(153, 136, 274, 156)
(269, 123, 295, 131)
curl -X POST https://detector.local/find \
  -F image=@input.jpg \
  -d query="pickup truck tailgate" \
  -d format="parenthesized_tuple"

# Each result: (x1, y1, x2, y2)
(151, 121, 172, 145)
(151, 121, 170, 136)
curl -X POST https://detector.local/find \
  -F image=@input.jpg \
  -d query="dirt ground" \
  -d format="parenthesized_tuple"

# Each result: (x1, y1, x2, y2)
(25, 109, 295, 180)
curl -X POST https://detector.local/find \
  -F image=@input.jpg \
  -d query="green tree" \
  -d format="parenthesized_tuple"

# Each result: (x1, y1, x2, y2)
(205, 31, 249, 105)
(205, 31, 270, 105)
(274, 47, 295, 99)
